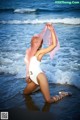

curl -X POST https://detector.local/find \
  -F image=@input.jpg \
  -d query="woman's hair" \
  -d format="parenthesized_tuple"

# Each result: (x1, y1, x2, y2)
(38, 39, 43, 50)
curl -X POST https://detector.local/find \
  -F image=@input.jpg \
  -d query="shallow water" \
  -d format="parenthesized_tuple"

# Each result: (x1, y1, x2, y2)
(0, 75, 80, 119)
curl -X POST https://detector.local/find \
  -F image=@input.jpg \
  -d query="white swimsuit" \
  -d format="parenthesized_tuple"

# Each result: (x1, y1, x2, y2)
(29, 56, 43, 85)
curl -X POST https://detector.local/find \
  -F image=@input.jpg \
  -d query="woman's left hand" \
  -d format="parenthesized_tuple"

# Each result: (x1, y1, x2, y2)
(26, 76, 32, 84)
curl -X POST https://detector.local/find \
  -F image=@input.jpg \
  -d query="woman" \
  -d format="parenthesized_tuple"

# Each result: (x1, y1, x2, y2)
(24, 23, 71, 103)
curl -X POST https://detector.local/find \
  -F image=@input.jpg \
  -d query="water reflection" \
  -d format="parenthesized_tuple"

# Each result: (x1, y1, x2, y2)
(24, 95, 51, 112)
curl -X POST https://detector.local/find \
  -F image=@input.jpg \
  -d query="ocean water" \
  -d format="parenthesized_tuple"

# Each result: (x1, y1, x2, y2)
(0, 0, 80, 110)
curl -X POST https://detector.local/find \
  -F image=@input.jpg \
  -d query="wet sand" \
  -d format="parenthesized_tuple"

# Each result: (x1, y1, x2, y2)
(0, 83, 80, 120)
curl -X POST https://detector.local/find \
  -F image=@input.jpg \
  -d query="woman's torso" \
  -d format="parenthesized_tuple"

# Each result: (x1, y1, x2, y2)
(29, 56, 42, 72)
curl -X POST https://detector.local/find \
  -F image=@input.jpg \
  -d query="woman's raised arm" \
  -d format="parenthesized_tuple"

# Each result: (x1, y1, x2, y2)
(36, 24, 57, 56)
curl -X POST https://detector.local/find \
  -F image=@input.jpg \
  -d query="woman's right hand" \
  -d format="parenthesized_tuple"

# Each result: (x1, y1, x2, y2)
(46, 23, 53, 31)
(26, 76, 32, 84)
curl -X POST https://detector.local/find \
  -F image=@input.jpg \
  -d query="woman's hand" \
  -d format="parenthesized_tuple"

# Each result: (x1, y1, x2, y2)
(26, 76, 32, 84)
(46, 23, 53, 31)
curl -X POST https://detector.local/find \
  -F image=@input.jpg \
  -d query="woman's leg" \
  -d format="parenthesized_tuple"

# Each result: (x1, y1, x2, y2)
(37, 73, 55, 103)
(23, 81, 38, 95)
(37, 73, 70, 103)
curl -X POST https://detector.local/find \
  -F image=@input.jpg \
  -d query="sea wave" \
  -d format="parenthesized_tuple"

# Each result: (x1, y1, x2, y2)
(13, 8, 65, 13)
(14, 8, 80, 13)
(0, 8, 36, 13)
(0, 18, 80, 25)
(0, 8, 80, 13)
(0, 52, 80, 89)
(14, 8, 36, 13)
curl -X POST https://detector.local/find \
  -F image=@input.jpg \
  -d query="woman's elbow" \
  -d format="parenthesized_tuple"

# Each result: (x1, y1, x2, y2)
(52, 44, 56, 49)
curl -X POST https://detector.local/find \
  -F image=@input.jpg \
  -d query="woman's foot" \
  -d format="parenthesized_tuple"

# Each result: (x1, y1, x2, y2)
(59, 91, 72, 97)
(51, 91, 72, 103)
(52, 95, 62, 102)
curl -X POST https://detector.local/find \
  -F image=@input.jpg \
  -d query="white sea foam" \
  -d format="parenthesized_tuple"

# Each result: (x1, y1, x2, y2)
(0, 57, 13, 65)
(0, 53, 25, 75)
(0, 56, 80, 89)
(0, 18, 80, 25)
(14, 8, 36, 13)
(54, 69, 80, 88)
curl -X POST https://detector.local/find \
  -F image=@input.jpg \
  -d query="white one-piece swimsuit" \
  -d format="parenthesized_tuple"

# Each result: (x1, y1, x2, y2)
(29, 56, 43, 85)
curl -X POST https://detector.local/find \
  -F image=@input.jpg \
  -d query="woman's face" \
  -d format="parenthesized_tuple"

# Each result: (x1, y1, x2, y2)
(31, 36, 43, 50)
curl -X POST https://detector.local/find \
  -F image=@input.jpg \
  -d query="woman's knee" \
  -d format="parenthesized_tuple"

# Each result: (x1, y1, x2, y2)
(45, 98, 52, 103)
(23, 82, 38, 95)
(23, 88, 29, 95)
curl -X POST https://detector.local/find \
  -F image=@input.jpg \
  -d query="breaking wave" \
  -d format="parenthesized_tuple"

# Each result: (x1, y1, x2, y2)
(0, 18, 80, 25)
(0, 8, 80, 13)
(14, 8, 36, 13)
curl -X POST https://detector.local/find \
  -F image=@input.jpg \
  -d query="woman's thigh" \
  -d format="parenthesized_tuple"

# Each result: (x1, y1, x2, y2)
(23, 81, 38, 94)
(37, 73, 51, 101)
